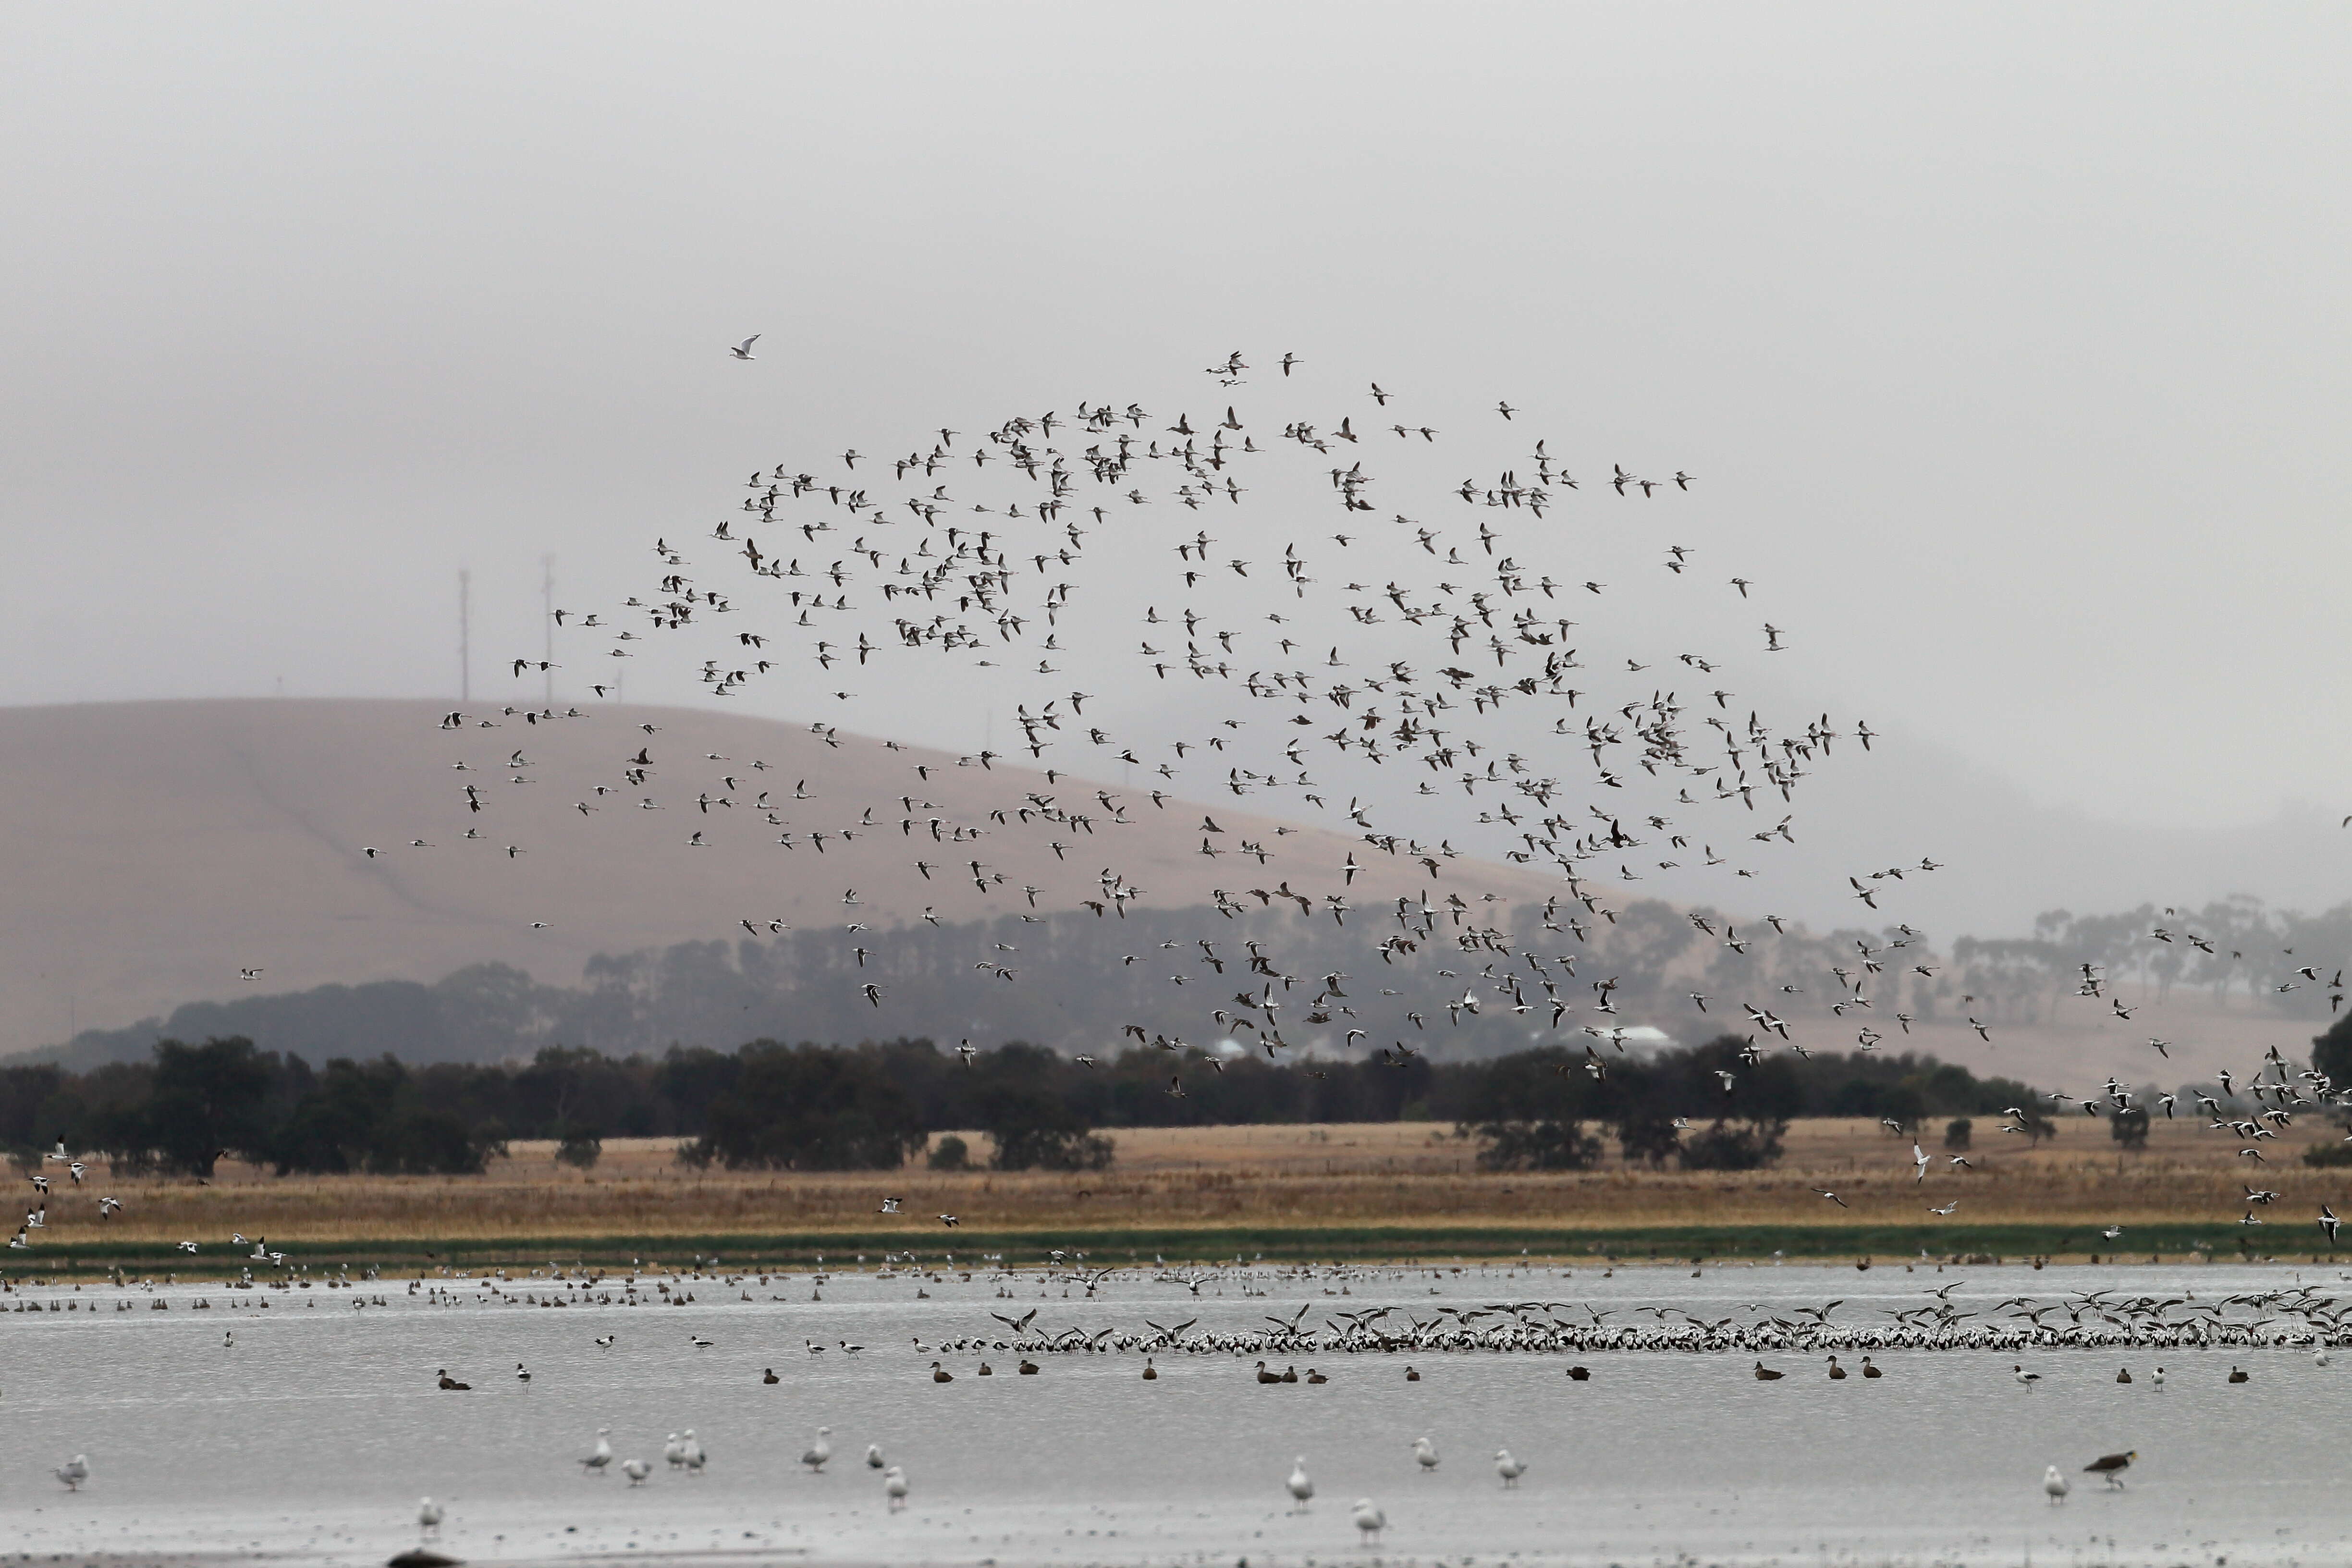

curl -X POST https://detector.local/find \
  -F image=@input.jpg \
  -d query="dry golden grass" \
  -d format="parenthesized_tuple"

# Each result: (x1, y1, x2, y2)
(22, 1117, 2350, 1249)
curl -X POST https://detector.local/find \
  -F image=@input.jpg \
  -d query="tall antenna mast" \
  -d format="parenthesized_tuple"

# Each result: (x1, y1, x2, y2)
(458, 568, 471, 702)
(541, 554, 556, 706)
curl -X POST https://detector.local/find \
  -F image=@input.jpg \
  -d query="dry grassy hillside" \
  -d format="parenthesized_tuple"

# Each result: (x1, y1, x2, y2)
(0, 698, 1577, 1053)
(0, 700, 2323, 1088)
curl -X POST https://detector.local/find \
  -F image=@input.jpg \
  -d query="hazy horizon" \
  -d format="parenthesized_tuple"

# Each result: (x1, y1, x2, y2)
(5, 3, 2349, 949)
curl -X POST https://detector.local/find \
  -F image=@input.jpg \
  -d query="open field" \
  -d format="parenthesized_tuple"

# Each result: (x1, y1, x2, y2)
(11, 1117, 2352, 1275)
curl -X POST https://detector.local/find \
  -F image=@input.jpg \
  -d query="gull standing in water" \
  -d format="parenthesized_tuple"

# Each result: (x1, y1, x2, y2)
(2042, 1466, 2070, 1505)
(884, 1465, 910, 1511)
(54, 1454, 90, 1491)
(1412, 1435, 1440, 1472)
(621, 1458, 652, 1485)
(1494, 1448, 1528, 1487)
(1286, 1456, 1313, 1510)
(418, 1497, 444, 1537)
(802, 1427, 833, 1472)
(1352, 1499, 1386, 1543)
(581, 1428, 613, 1475)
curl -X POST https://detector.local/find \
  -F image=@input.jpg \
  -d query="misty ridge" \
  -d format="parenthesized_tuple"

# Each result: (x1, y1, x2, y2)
(31, 893, 2346, 1073)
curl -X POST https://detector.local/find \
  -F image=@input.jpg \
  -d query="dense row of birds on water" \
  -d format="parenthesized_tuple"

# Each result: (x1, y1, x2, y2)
(30, 1250, 2340, 1537)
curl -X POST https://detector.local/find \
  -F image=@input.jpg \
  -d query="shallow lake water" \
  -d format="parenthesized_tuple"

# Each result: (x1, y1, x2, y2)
(6, 1256, 2351, 1567)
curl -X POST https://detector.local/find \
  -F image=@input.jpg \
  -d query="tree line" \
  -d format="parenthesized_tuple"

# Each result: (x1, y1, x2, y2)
(0, 1033, 2054, 1177)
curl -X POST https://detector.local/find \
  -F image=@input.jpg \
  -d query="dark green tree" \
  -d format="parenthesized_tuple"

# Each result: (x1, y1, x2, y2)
(1678, 1117, 1787, 1171)
(975, 1042, 1115, 1171)
(692, 1042, 926, 1170)
(146, 1037, 277, 1176)
(2313, 1012, 2352, 1086)
(1614, 1110, 1685, 1167)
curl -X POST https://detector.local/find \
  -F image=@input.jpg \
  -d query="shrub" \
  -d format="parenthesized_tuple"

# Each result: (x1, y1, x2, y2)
(554, 1124, 603, 1169)
(2109, 1107, 2150, 1149)
(2304, 1139, 2352, 1168)
(928, 1134, 970, 1171)
(992, 1126, 1115, 1172)
(1944, 1117, 1972, 1151)
(1678, 1118, 1786, 1172)
(1472, 1119, 1603, 1171)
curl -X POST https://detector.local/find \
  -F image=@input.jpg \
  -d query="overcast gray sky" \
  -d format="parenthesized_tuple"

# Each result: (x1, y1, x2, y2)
(5, 2, 2348, 935)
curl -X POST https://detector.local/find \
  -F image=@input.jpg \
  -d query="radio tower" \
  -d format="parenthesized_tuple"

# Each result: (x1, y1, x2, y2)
(458, 568, 472, 702)
(541, 555, 556, 706)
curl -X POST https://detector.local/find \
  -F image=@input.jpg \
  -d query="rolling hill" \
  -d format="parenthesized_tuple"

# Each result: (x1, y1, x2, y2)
(0, 697, 1576, 1055)
(2, 699, 2325, 1089)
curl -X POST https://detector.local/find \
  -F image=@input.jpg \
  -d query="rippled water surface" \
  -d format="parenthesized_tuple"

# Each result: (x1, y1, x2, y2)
(8, 1257, 2352, 1566)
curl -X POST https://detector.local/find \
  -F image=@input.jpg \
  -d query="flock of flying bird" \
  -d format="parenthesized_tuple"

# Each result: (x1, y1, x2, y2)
(340, 343, 2352, 1232)
(9, 1141, 120, 1250)
(408, 353, 1899, 1069)
(446, 349, 1874, 1051)
(27, 352, 2352, 1547)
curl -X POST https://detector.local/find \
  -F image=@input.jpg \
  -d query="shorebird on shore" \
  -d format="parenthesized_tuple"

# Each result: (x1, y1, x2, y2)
(2084, 1450, 2136, 1488)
